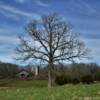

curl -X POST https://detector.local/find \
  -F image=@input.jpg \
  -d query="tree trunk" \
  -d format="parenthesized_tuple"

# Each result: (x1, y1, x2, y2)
(48, 69, 52, 88)
(48, 62, 55, 88)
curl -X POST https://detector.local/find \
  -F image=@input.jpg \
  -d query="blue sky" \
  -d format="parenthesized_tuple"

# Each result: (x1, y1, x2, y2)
(0, 0, 100, 65)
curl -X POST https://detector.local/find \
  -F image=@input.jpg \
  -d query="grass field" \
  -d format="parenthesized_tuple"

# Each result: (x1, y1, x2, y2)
(0, 79, 100, 100)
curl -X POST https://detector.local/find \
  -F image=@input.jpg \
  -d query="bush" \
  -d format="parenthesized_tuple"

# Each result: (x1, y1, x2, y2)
(81, 75, 94, 84)
(55, 75, 71, 85)
(72, 78, 80, 84)
(0, 76, 4, 79)
(95, 74, 100, 82)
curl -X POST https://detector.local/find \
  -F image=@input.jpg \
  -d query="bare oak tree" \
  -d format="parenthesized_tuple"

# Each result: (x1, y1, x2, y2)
(16, 14, 89, 87)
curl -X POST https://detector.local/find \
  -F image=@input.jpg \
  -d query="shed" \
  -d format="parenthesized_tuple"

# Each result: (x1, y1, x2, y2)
(16, 70, 31, 79)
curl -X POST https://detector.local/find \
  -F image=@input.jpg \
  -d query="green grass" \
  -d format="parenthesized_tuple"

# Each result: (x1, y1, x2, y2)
(0, 78, 47, 88)
(0, 79, 100, 100)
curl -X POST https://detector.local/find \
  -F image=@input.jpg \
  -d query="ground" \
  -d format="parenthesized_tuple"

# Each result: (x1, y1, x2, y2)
(0, 79, 100, 100)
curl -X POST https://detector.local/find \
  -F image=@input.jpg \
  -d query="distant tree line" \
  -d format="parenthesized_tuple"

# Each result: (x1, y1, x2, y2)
(0, 61, 100, 85)
(54, 63, 100, 85)
(0, 61, 19, 78)
(30, 63, 100, 84)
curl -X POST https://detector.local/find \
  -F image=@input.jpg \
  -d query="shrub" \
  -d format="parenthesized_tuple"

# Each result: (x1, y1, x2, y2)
(95, 74, 100, 82)
(0, 76, 4, 79)
(81, 75, 94, 84)
(72, 78, 80, 84)
(55, 75, 71, 85)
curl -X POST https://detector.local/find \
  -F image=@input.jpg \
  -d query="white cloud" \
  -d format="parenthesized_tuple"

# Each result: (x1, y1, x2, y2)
(0, 35, 18, 63)
(78, 0, 100, 16)
(0, 55, 14, 63)
(35, 0, 49, 7)
(15, 0, 26, 4)
(0, 9, 20, 20)
(0, 27, 20, 45)
(15, 0, 49, 7)
(82, 37, 100, 62)
(0, 35, 19, 45)
(0, 4, 40, 19)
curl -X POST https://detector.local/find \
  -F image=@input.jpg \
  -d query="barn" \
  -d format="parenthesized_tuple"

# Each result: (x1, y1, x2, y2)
(16, 70, 32, 79)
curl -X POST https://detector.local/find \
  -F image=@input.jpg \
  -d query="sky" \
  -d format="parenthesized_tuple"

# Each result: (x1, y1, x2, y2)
(0, 0, 100, 65)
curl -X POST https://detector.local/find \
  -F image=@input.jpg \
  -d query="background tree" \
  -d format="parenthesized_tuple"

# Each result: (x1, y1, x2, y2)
(16, 13, 89, 87)
(0, 61, 19, 78)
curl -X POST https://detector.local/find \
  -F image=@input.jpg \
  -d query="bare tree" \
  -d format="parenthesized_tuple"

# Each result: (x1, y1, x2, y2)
(16, 13, 89, 87)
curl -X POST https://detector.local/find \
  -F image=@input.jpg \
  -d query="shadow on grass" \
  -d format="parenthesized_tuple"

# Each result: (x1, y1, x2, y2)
(0, 78, 48, 88)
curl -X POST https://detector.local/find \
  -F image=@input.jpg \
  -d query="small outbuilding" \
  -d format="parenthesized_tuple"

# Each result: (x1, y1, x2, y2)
(16, 70, 31, 79)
